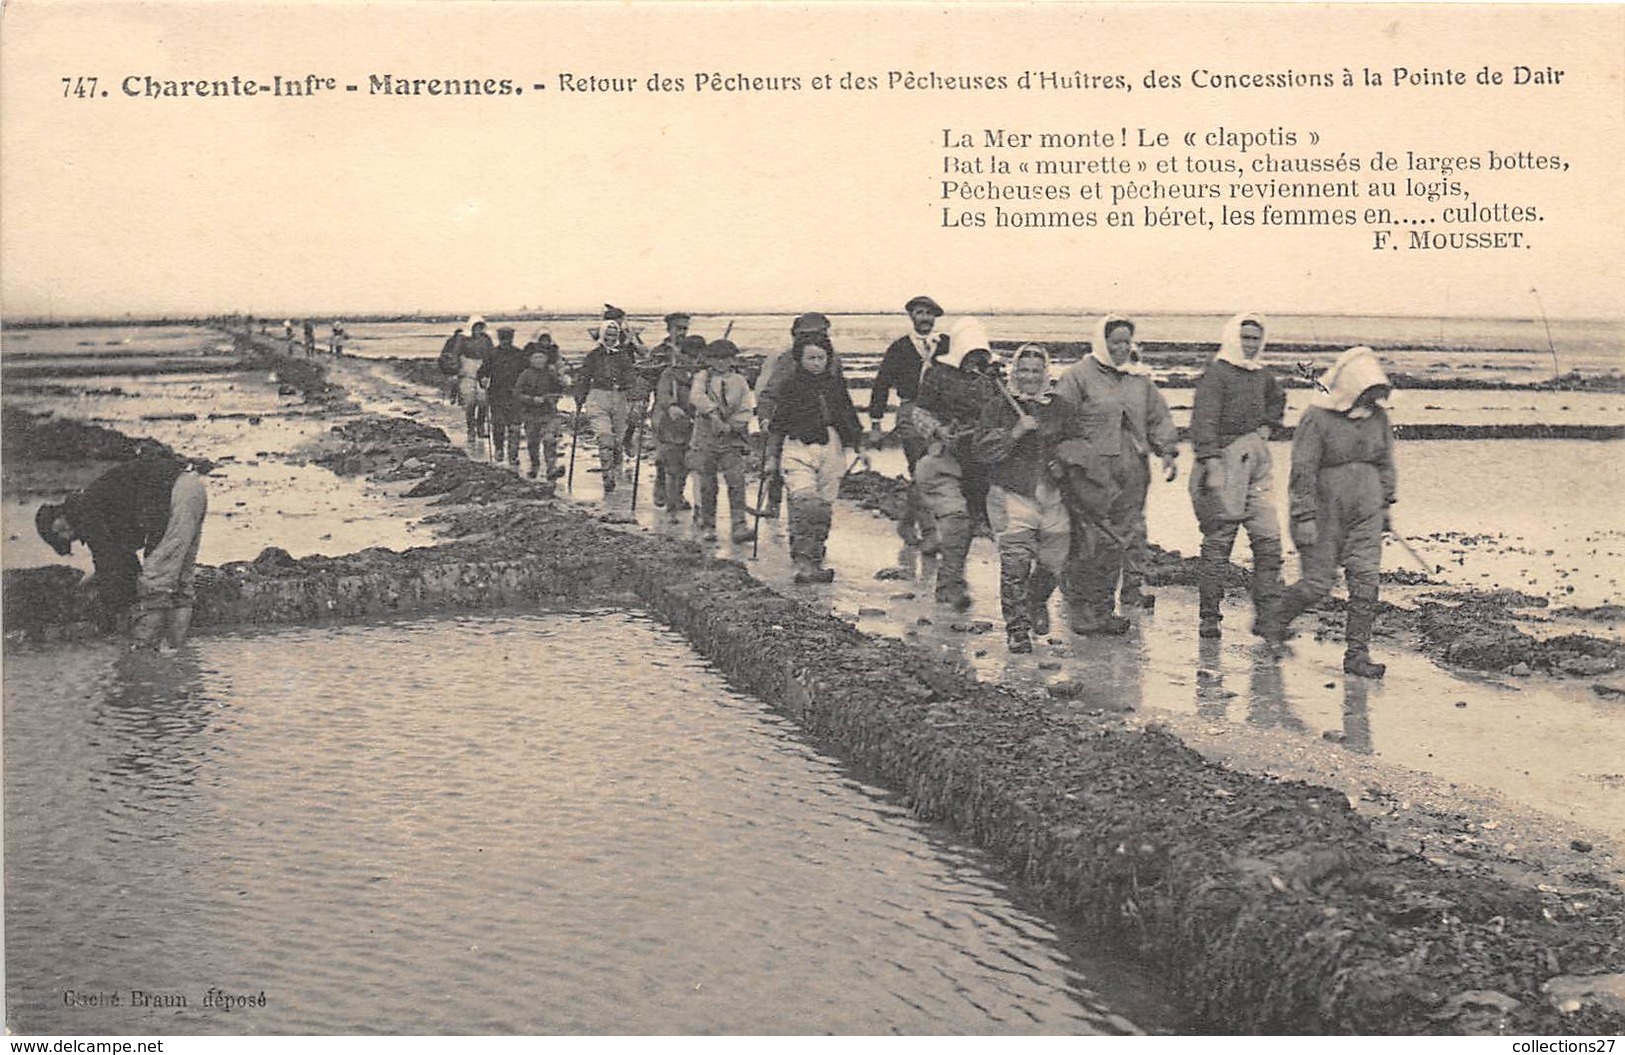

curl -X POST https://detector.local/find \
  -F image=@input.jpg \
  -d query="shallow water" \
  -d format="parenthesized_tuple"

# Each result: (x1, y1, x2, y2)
(2, 362, 436, 571)
(4, 611, 1166, 1035)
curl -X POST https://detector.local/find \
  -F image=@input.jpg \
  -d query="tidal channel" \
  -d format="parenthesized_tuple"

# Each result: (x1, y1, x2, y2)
(5, 610, 1174, 1034)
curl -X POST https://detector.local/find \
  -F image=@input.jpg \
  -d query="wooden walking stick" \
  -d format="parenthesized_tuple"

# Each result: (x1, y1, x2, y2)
(566, 401, 583, 492)
(629, 406, 646, 514)
(750, 432, 771, 560)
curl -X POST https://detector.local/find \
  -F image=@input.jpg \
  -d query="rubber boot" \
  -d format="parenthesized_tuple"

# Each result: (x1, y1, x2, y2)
(1028, 567, 1057, 638)
(670, 467, 691, 511)
(730, 508, 757, 544)
(1249, 536, 1285, 640)
(789, 495, 835, 582)
(1272, 583, 1313, 644)
(652, 472, 667, 508)
(1197, 543, 1226, 638)
(763, 473, 783, 519)
(933, 513, 973, 610)
(897, 489, 922, 546)
(1343, 591, 1386, 678)
(1071, 547, 1129, 636)
(1119, 565, 1155, 609)
(165, 605, 194, 648)
(999, 549, 1033, 638)
(130, 609, 166, 650)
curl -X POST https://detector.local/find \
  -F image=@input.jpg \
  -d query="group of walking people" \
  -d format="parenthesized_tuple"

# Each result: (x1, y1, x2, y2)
(434, 300, 1399, 677)
(282, 318, 345, 358)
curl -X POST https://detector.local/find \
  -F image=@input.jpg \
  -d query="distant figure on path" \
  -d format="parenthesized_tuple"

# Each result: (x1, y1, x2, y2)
(514, 331, 570, 480)
(477, 326, 530, 466)
(35, 453, 209, 649)
(330, 320, 346, 356)
(458, 316, 495, 446)
(438, 326, 465, 403)
(302, 320, 316, 358)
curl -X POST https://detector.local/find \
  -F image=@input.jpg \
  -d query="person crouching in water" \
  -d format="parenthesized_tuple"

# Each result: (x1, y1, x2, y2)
(971, 344, 1073, 653)
(513, 331, 569, 480)
(770, 332, 863, 583)
(653, 334, 705, 522)
(1189, 313, 1286, 640)
(687, 339, 758, 543)
(477, 326, 529, 466)
(1274, 346, 1397, 678)
(913, 317, 998, 611)
(35, 452, 209, 649)
(1053, 314, 1178, 635)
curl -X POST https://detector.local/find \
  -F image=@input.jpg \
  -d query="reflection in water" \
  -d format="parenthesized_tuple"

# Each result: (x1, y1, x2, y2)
(1193, 637, 1230, 722)
(6, 612, 1159, 1035)
(1340, 678, 1375, 755)
(1247, 652, 1307, 734)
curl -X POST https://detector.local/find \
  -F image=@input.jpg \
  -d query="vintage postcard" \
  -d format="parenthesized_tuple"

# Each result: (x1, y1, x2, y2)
(3, 1, 1622, 1039)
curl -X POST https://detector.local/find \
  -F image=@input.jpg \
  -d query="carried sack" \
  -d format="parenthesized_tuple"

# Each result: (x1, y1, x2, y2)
(1051, 438, 1119, 521)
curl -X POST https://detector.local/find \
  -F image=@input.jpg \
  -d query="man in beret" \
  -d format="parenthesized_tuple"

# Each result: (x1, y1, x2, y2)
(688, 339, 757, 543)
(640, 312, 692, 506)
(870, 295, 946, 550)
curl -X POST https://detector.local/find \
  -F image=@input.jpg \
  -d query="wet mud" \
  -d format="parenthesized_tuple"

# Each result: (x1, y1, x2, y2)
(6, 351, 1624, 1034)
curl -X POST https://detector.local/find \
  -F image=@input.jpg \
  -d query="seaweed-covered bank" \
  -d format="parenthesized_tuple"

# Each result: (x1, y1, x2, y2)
(5, 349, 1623, 1035)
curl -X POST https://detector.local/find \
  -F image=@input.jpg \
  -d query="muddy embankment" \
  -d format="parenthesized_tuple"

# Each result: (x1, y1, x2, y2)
(5, 346, 1623, 1034)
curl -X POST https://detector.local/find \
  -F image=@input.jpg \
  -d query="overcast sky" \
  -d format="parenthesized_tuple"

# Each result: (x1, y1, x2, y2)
(2, 2, 1621, 321)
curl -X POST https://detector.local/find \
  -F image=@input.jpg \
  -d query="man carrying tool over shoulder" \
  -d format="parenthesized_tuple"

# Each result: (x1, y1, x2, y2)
(36, 451, 210, 649)
(869, 295, 945, 551)
(913, 316, 999, 611)
(572, 304, 645, 494)
(643, 312, 691, 508)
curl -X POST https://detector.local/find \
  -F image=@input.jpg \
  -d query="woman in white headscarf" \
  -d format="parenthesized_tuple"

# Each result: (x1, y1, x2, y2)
(1189, 313, 1287, 640)
(1051, 314, 1178, 635)
(1274, 347, 1397, 678)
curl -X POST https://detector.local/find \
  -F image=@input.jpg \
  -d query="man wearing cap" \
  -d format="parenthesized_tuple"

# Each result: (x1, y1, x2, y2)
(642, 312, 691, 506)
(754, 312, 844, 519)
(870, 295, 945, 549)
(476, 325, 531, 467)
(35, 452, 209, 649)
(572, 310, 645, 493)
(653, 333, 706, 520)
(514, 331, 570, 480)
(688, 339, 757, 543)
